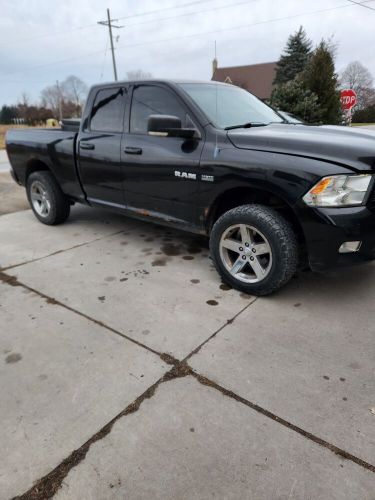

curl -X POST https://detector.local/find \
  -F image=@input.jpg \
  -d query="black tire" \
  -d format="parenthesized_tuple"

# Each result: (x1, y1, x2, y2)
(26, 171, 70, 225)
(210, 204, 299, 296)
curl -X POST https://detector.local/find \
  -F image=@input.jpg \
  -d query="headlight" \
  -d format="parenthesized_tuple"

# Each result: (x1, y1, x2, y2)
(303, 174, 372, 207)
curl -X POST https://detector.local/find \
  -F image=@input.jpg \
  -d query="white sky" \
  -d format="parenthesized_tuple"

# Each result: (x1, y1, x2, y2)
(0, 0, 374, 106)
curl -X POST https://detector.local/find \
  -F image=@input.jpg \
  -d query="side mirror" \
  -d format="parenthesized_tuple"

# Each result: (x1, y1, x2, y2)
(147, 114, 198, 139)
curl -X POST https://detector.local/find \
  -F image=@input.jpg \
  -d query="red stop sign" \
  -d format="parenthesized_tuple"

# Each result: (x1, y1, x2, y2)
(340, 89, 357, 110)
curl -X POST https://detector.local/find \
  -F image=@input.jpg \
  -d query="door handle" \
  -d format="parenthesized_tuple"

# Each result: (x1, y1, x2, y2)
(124, 147, 142, 155)
(80, 142, 95, 150)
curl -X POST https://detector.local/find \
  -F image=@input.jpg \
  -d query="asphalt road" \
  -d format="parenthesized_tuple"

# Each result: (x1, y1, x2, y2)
(1, 205, 374, 499)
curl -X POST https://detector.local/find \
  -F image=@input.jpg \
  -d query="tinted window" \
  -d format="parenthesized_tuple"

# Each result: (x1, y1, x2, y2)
(130, 85, 190, 134)
(90, 87, 125, 132)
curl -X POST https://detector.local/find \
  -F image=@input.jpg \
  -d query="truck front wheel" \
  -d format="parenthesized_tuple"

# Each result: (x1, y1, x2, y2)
(210, 204, 299, 296)
(26, 171, 70, 225)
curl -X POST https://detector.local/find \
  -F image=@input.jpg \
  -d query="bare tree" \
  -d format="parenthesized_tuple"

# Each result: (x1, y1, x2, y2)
(126, 69, 153, 81)
(40, 76, 88, 118)
(341, 61, 374, 108)
(62, 75, 88, 109)
(20, 92, 30, 107)
(40, 84, 62, 118)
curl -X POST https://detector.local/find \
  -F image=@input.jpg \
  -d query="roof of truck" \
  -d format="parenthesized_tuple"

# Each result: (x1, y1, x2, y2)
(90, 79, 232, 89)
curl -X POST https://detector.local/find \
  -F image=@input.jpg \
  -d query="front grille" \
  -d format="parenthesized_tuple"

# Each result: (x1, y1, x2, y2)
(367, 184, 375, 211)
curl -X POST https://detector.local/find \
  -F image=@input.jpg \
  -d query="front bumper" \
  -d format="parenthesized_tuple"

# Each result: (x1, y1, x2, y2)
(297, 202, 375, 271)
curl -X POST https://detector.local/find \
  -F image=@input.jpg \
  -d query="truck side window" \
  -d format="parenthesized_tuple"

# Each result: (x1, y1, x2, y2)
(90, 87, 125, 133)
(130, 85, 190, 134)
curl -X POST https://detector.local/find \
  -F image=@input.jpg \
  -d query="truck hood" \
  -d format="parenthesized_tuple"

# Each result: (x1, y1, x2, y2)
(227, 123, 375, 172)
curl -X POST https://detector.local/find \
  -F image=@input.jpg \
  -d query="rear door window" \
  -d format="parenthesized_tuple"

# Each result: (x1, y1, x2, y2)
(90, 87, 126, 132)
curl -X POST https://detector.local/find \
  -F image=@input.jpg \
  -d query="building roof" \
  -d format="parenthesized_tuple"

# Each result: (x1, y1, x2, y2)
(212, 62, 277, 100)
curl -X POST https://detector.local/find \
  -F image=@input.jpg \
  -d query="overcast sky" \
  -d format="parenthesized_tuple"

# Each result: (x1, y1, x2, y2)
(0, 0, 374, 106)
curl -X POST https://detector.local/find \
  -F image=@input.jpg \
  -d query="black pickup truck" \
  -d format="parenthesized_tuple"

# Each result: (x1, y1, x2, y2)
(6, 80, 375, 295)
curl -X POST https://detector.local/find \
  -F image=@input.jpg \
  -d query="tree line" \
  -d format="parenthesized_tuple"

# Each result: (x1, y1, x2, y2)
(270, 27, 375, 124)
(0, 75, 88, 125)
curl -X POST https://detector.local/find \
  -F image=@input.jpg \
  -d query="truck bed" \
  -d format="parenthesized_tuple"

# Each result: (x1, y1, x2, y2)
(6, 128, 86, 202)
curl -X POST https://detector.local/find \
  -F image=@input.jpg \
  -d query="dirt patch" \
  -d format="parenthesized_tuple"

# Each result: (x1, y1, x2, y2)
(5, 353, 22, 364)
(151, 258, 168, 267)
(206, 300, 219, 306)
(0, 172, 29, 215)
(186, 246, 202, 254)
(161, 243, 181, 256)
(219, 283, 232, 291)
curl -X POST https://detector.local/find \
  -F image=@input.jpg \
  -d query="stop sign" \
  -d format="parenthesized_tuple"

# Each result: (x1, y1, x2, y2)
(340, 89, 357, 110)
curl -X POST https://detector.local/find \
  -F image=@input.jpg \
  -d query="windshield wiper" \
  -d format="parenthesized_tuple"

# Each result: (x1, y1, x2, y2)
(224, 122, 267, 131)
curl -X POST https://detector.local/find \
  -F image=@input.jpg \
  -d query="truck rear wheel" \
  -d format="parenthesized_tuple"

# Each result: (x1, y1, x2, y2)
(26, 171, 70, 225)
(210, 204, 299, 296)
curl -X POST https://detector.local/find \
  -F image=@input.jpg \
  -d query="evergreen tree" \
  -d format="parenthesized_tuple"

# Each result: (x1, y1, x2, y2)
(0, 105, 18, 124)
(303, 40, 342, 124)
(270, 78, 321, 123)
(274, 26, 312, 85)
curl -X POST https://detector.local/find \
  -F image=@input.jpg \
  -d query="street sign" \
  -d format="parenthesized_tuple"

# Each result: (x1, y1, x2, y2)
(340, 89, 357, 111)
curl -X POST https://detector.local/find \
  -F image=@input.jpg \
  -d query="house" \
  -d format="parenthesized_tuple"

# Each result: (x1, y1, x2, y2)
(211, 59, 277, 100)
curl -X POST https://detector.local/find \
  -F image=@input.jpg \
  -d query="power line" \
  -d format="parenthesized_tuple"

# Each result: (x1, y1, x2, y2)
(0, 0, 218, 48)
(116, 0, 217, 21)
(346, 0, 375, 10)
(0, 1, 373, 80)
(99, 38, 110, 81)
(2, 0, 374, 50)
(122, 0, 260, 29)
(112, 1, 375, 54)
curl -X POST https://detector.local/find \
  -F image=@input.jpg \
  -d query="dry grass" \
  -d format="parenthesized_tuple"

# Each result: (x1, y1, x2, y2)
(351, 123, 375, 127)
(0, 124, 36, 149)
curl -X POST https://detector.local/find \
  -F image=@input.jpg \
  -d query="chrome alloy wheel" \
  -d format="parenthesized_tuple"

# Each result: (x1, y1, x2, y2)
(30, 180, 51, 217)
(219, 224, 273, 283)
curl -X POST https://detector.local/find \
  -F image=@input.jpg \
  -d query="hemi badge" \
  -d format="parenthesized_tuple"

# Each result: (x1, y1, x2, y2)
(201, 174, 214, 182)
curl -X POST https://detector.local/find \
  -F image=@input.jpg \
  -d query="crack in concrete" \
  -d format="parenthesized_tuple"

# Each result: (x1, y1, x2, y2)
(11, 361, 375, 500)
(183, 297, 257, 362)
(190, 371, 375, 475)
(0, 270, 163, 359)
(4, 269, 374, 500)
(11, 362, 193, 500)
(1, 230, 124, 272)
(0, 270, 247, 368)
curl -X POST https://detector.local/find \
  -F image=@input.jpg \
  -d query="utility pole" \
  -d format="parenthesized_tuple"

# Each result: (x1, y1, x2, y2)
(56, 80, 63, 121)
(98, 9, 124, 81)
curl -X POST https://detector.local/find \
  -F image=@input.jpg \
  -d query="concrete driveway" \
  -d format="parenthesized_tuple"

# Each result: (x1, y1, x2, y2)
(1, 201, 374, 500)
(0, 150, 10, 172)
(0, 151, 29, 215)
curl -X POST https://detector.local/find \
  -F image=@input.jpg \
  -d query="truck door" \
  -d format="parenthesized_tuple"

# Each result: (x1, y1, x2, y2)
(121, 84, 204, 226)
(77, 86, 127, 208)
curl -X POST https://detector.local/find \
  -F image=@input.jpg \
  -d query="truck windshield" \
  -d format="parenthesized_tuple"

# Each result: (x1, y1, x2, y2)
(179, 82, 283, 129)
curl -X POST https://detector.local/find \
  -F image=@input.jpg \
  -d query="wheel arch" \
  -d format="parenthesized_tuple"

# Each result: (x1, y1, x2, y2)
(207, 186, 306, 245)
(25, 158, 51, 182)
